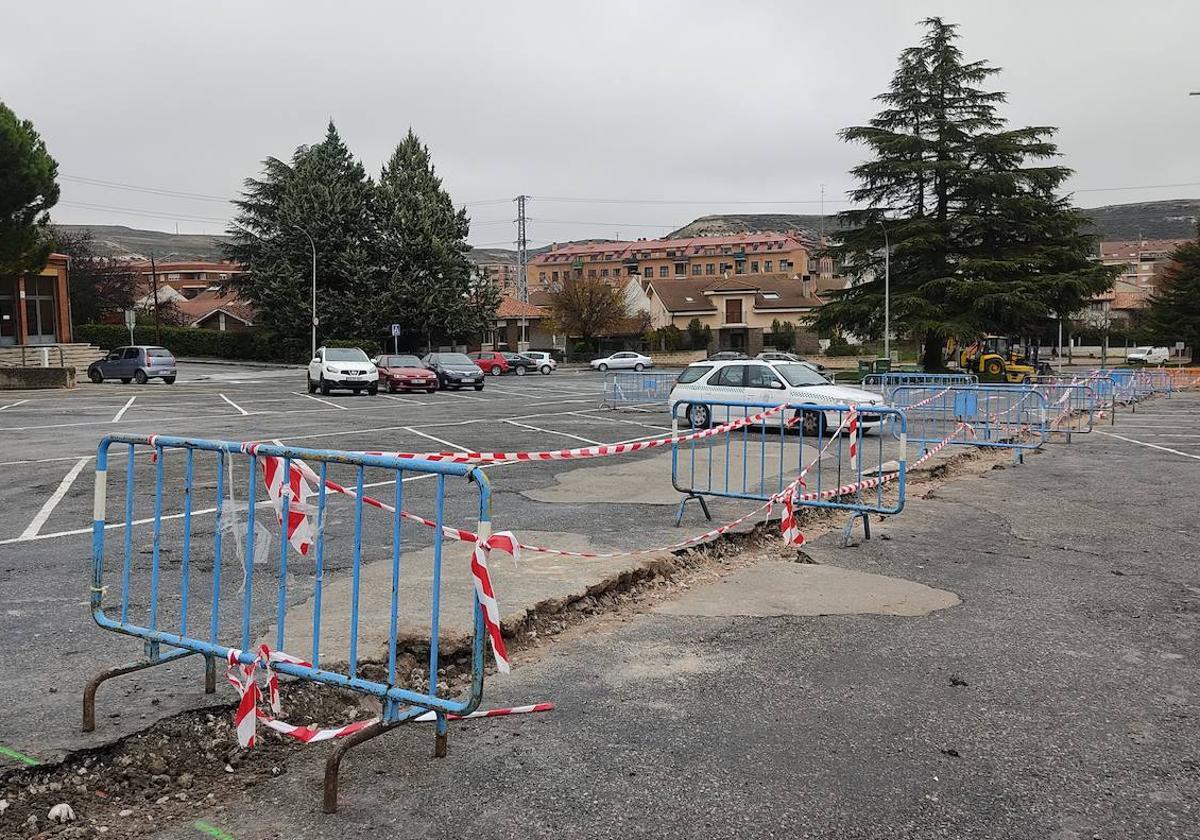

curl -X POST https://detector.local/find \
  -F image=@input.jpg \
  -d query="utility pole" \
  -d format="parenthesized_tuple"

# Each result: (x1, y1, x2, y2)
(149, 253, 161, 345)
(515, 195, 529, 303)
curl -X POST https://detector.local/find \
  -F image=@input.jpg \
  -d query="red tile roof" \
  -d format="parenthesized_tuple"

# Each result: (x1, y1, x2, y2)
(649, 273, 824, 313)
(495, 296, 547, 319)
(531, 233, 810, 266)
(172, 292, 256, 325)
(1100, 240, 1190, 260)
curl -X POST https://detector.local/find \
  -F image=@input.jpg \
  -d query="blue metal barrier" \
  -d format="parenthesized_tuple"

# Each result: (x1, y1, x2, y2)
(861, 371, 978, 396)
(85, 434, 493, 812)
(600, 371, 680, 409)
(669, 398, 907, 542)
(888, 384, 1048, 463)
(1008, 379, 1099, 439)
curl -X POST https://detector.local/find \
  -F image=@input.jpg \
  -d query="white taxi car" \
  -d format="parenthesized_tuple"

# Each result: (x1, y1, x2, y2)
(668, 358, 887, 436)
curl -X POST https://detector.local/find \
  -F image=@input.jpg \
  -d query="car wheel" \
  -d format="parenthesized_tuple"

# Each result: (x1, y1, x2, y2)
(88, 369, 104, 384)
(367, 383, 378, 396)
(685, 403, 711, 429)
(515, 366, 526, 376)
(320, 377, 331, 396)
(134, 369, 148, 385)
(474, 384, 484, 392)
(163, 376, 176, 385)
(352, 388, 362, 395)
(427, 388, 437, 394)
(307, 376, 317, 394)
(598, 363, 608, 372)
(490, 365, 502, 376)
(634, 363, 645, 372)
(985, 359, 1004, 376)
(540, 365, 551, 375)
(121, 378, 132, 384)
(799, 410, 825, 437)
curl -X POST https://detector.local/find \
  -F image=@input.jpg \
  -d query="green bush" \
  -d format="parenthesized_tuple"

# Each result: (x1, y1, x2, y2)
(826, 335, 860, 357)
(75, 323, 295, 363)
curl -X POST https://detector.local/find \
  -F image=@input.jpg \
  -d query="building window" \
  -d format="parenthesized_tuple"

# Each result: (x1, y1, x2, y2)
(659, 266, 668, 278)
(613, 268, 621, 277)
(539, 271, 546, 282)
(692, 264, 702, 276)
(705, 263, 715, 275)
(552, 271, 560, 281)
(780, 260, 792, 271)
(764, 260, 772, 272)
(588, 269, 597, 278)
(600, 268, 608, 277)
(725, 299, 743, 324)
(750, 261, 759, 273)
(674, 262, 687, 276)
(643, 265, 654, 276)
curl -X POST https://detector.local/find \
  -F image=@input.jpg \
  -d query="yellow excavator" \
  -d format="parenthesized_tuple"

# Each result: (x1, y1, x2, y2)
(956, 336, 1043, 383)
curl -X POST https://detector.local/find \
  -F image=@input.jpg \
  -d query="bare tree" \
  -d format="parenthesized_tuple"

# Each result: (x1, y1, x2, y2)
(545, 276, 627, 353)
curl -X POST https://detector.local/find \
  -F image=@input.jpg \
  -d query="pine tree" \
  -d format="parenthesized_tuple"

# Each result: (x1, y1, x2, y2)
(225, 122, 377, 359)
(376, 129, 495, 349)
(0, 101, 59, 278)
(1143, 228, 1200, 359)
(813, 18, 1115, 369)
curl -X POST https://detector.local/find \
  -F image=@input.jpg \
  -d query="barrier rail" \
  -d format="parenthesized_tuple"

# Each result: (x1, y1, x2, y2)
(670, 398, 907, 541)
(600, 371, 679, 409)
(861, 371, 978, 395)
(888, 384, 1048, 463)
(1014, 379, 1100, 439)
(85, 434, 496, 812)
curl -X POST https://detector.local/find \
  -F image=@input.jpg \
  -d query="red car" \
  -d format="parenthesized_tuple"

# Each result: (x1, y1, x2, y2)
(375, 354, 438, 393)
(469, 350, 511, 377)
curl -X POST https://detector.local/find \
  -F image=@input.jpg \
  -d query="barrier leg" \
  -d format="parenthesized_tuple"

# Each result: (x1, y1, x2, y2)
(323, 718, 402, 814)
(82, 648, 197, 732)
(204, 654, 216, 694)
(434, 711, 448, 758)
(841, 512, 871, 546)
(674, 493, 712, 526)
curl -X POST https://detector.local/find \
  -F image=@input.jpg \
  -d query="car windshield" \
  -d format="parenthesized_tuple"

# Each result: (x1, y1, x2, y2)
(379, 355, 423, 368)
(775, 363, 831, 386)
(325, 348, 369, 363)
(435, 353, 474, 365)
(677, 365, 711, 384)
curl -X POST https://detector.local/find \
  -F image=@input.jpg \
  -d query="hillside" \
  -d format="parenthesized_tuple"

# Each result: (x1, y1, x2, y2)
(54, 224, 232, 261)
(666, 200, 1200, 241)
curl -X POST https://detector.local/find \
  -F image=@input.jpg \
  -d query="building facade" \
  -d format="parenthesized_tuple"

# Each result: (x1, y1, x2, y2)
(0, 253, 73, 346)
(529, 233, 813, 293)
(129, 261, 244, 299)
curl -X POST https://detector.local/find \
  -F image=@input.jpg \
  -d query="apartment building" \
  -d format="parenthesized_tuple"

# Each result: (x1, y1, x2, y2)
(528, 232, 812, 292)
(129, 260, 245, 299)
(1099, 238, 1190, 293)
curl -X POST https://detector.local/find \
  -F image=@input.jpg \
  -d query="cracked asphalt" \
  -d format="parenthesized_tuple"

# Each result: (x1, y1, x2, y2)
(143, 391, 1200, 840)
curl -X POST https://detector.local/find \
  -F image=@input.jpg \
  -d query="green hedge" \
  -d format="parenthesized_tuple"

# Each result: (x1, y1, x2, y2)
(75, 323, 294, 363)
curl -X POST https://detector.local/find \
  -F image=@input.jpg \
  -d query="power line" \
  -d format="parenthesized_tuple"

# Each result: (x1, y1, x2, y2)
(57, 200, 230, 225)
(61, 174, 233, 203)
(1070, 180, 1200, 194)
(530, 218, 675, 228)
(534, 195, 853, 206)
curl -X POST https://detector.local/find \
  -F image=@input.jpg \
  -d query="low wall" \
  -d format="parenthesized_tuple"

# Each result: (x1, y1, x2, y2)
(652, 350, 707, 367)
(0, 366, 76, 390)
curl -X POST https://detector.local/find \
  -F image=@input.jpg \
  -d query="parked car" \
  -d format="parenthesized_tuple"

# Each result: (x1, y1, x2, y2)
(589, 351, 654, 372)
(708, 351, 749, 361)
(87, 346, 177, 385)
(501, 352, 538, 376)
(374, 354, 437, 393)
(423, 352, 486, 391)
(469, 350, 511, 377)
(521, 351, 558, 375)
(1126, 346, 1170, 365)
(307, 346, 378, 396)
(668, 358, 886, 437)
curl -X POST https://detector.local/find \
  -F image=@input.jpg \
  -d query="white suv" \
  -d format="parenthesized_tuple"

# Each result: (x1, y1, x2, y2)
(307, 346, 378, 396)
(669, 358, 886, 436)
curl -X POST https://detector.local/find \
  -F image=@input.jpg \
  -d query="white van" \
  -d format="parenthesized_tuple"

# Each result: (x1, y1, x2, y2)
(1126, 346, 1169, 365)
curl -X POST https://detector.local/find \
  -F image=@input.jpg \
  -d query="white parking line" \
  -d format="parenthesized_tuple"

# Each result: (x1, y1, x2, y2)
(441, 391, 488, 401)
(379, 394, 429, 406)
(1096, 430, 1200, 461)
(19, 457, 90, 539)
(111, 396, 137, 423)
(405, 427, 471, 452)
(571, 410, 673, 432)
(295, 392, 348, 410)
(0, 399, 29, 411)
(503, 419, 602, 445)
(219, 393, 250, 415)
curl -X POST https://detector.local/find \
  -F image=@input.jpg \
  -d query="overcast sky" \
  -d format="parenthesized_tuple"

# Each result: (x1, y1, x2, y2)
(5, 0, 1198, 248)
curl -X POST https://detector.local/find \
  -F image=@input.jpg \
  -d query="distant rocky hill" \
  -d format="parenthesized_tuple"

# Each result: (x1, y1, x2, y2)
(54, 224, 232, 261)
(666, 200, 1200, 241)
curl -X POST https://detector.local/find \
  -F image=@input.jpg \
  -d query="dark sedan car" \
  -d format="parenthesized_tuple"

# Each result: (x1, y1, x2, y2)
(501, 352, 538, 376)
(375, 354, 438, 393)
(422, 352, 485, 391)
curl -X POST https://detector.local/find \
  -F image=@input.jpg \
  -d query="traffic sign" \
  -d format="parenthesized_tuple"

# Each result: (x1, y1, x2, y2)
(391, 323, 402, 337)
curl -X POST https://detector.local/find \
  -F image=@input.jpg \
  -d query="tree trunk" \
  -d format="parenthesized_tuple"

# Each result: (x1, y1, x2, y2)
(922, 330, 945, 371)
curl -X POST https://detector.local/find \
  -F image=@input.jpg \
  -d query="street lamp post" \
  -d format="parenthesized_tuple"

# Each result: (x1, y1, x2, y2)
(879, 219, 891, 364)
(290, 225, 318, 359)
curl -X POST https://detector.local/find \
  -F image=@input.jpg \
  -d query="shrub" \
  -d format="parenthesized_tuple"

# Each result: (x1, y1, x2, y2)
(826, 334, 859, 357)
(74, 323, 295, 363)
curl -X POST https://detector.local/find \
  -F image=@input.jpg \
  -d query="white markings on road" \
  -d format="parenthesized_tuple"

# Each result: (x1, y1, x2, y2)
(1096, 430, 1200, 461)
(19, 457, 90, 539)
(503, 419, 602, 445)
(295, 392, 348, 410)
(571, 410, 673, 432)
(379, 394, 429, 406)
(111, 396, 136, 423)
(219, 393, 250, 415)
(0, 399, 29, 411)
(404, 427, 471, 452)
(440, 391, 488, 401)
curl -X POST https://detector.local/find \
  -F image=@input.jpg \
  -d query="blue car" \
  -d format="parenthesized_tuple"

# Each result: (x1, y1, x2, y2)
(87, 345, 177, 385)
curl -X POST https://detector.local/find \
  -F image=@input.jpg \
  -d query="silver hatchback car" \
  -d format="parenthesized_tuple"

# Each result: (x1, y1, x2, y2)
(87, 346, 177, 384)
